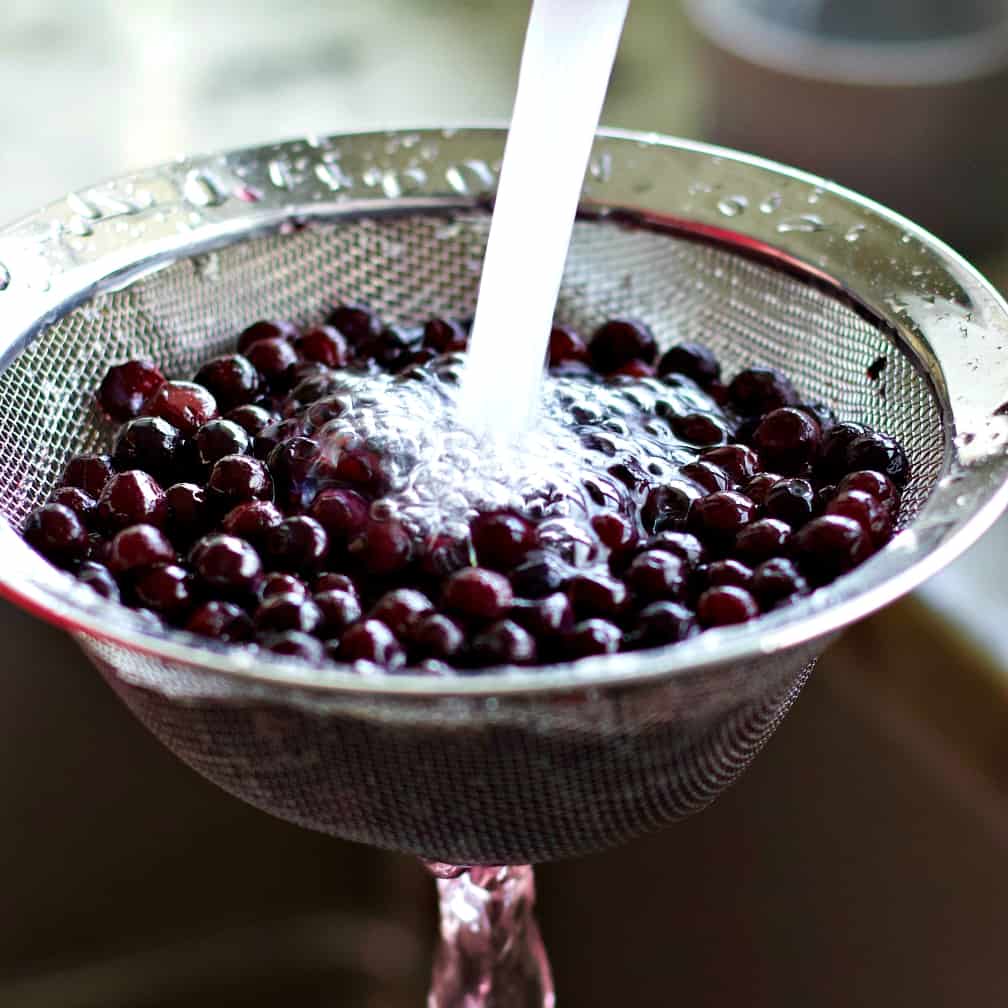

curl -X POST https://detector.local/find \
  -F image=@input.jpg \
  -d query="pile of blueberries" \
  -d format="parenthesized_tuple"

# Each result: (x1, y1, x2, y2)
(21, 302, 909, 672)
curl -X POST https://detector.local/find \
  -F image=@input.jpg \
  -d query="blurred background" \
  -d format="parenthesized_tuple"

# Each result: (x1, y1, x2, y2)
(3, 1, 1008, 1004)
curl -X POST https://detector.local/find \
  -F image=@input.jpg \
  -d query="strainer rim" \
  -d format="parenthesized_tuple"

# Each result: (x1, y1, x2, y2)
(0, 125, 1006, 698)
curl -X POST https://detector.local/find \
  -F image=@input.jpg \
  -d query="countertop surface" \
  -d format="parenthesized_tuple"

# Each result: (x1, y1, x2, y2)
(0, 0, 1005, 668)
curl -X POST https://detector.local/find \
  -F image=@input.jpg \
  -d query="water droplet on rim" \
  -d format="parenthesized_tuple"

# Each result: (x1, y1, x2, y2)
(776, 214, 825, 234)
(716, 195, 748, 217)
(445, 160, 497, 196)
(182, 170, 223, 208)
(759, 192, 782, 213)
(0, 263, 9, 291)
(844, 224, 866, 242)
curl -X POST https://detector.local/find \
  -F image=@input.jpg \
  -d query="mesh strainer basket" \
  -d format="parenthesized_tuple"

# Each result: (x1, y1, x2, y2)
(0, 128, 1006, 865)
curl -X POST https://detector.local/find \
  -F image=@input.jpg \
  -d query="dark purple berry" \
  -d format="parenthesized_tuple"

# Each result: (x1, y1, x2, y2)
(627, 601, 697, 647)
(220, 500, 283, 546)
(266, 516, 329, 574)
(548, 325, 588, 364)
(423, 317, 469, 354)
(680, 461, 732, 495)
(263, 631, 324, 664)
(245, 338, 299, 392)
(226, 404, 276, 436)
(326, 302, 382, 347)
(471, 510, 536, 570)
(752, 408, 821, 474)
(591, 512, 638, 554)
(624, 550, 687, 602)
(237, 320, 299, 354)
(672, 413, 729, 447)
(370, 589, 434, 637)
(349, 520, 413, 575)
(641, 531, 706, 568)
(97, 360, 165, 422)
(193, 355, 262, 411)
(255, 594, 322, 634)
(690, 491, 757, 539)
(258, 572, 308, 602)
(734, 518, 791, 565)
(642, 480, 703, 533)
(818, 422, 870, 479)
(744, 472, 783, 507)
(838, 470, 900, 517)
(164, 482, 208, 546)
(107, 524, 175, 575)
(295, 325, 349, 367)
(112, 416, 182, 482)
(314, 572, 359, 597)
(509, 593, 575, 638)
(657, 342, 720, 386)
(76, 561, 119, 601)
(267, 436, 321, 510)
(206, 455, 273, 512)
(762, 478, 815, 527)
(565, 619, 622, 658)
(728, 367, 798, 415)
(443, 567, 513, 622)
(564, 573, 628, 620)
(409, 613, 466, 661)
(191, 419, 252, 472)
(338, 619, 405, 667)
(751, 558, 808, 609)
(701, 445, 760, 484)
(334, 446, 385, 492)
(471, 620, 537, 666)
(97, 471, 165, 531)
(589, 318, 657, 373)
(611, 359, 656, 379)
(826, 489, 892, 547)
(134, 563, 193, 618)
(61, 453, 114, 498)
(314, 589, 363, 637)
(192, 534, 263, 596)
(142, 381, 218, 434)
(51, 487, 97, 525)
(844, 433, 910, 487)
(24, 503, 89, 566)
(704, 559, 753, 589)
(792, 515, 872, 583)
(697, 585, 760, 627)
(185, 600, 254, 642)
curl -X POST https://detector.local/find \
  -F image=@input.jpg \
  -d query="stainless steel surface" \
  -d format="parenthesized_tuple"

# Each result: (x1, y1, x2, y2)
(0, 128, 1005, 862)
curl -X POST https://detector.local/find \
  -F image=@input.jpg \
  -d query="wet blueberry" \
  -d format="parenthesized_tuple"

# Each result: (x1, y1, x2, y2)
(326, 302, 383, 348)
(245, 338, 300, 393)
(259, 572, 309, 602)
(704, 559, 753, 589)
(263, 631, 324, 664)
(701, 445, 760, 485)
(142, 381, 218, 434)
(589, 318, 657, 373)
(24, 503, 89, 566)
(255, 593, 322, 635)
(107, 524, 175, 575)
(349, 520, 413, 575)
(471, 510, 536, 570)
(838, 470, 900, 517)
(295, 325, 349, 367)
(826, 489, 892, 547)
(266, 516, 329, 574)
(190, 419, 252, 473)
(220, 500, 283, 546)
(443, 567, 513, 622)
(314, 589, 363, 637)
(751, 558, 809, 610)
(626, 601, 697, 648)
(641, 480, 703, 533)
(697, 585, 760, 627)
(226, 404, 276, 436)
(762, 478, 815, 527)
(818, 422, 870, 480)
(97, 471, 165, 531)
(191, 534, 263, 597)
(369, 588, 434, 637)
(76, 561, 120, 601)
(206, 455, 273, 512)
(733, 518, 791, 566)
(112, 416, 182, 482)
(61, 454, 115, 498)
(793, 515, 872, 583)
(194, 355, 262, 411)
(409, 612, 466, 662)
(564, 573, 628, 620)
(844, 432, 910, 487)
(728, 367, 798, 415)
(624, 550, 687, 602)
(134, 563, 194, 618)
(424, 317, 469, 354)
(752, 408, 821, 474)
(338, 619, 405, 667)
(51, 487, 97, 526)
(237, 320, 299, 354)
(97, 360, 165, 422)
(164, 482, 208, 546)
(471, 620, 537, 666)
(548, 325, 588, 365)
(557, 618, 619, 658)
(185, 600, 254, 642)
(657, 342, 720, 387)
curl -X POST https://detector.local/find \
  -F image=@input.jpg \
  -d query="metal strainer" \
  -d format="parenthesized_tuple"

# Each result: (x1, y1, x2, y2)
(0, 128, 1006, 865)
